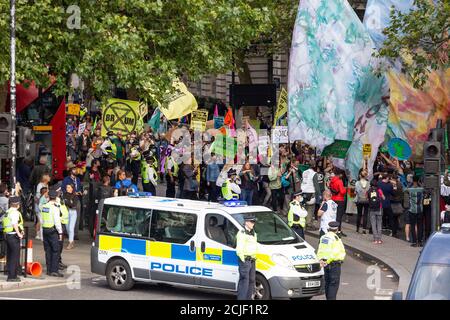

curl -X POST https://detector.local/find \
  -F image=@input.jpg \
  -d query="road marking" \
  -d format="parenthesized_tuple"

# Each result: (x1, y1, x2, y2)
(374, 296, 391, 300)
(0, 282, 74, 293)
(0, 297, 41, 300)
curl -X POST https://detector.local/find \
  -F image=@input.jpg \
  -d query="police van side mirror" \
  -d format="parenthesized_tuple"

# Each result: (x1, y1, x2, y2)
(392, 292, 403, 300)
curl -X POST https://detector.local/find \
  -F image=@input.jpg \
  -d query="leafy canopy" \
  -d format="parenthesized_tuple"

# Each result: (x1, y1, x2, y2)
(375, 0, 450, 88)
(0, 0, 274, 103)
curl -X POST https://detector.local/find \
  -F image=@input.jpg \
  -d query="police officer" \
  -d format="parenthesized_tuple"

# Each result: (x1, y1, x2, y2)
(317, 221, 346, 300)
(41, 189, 64, 277)
(288, 191, 308, 239)
(164, 149, 179, 198)
(221, 169, 241, 200)
(142, 156, 158, 195)
(128, 141, 141, 186)
(236, 215, 257, 300)
(3, 197, 24, 282)
(101, 131, 117, 161)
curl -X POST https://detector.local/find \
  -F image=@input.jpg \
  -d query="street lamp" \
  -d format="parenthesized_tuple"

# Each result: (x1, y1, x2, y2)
(10, 0, 17, 192)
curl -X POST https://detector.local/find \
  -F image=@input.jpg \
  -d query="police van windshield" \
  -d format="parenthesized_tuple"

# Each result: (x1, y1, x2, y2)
(232, 212, 303, 245)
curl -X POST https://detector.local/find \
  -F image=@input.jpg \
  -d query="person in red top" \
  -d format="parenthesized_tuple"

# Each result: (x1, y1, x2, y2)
(329, 168, 347, 237)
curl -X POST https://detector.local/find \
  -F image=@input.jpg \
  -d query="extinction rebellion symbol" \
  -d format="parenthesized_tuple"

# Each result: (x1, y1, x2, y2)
(103, 101, 138, 135)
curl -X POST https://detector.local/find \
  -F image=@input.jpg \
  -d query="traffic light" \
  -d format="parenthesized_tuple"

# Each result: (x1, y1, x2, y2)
(0, 113, 12, 159)
(17, 126, 36, 158)
(423, 141, 441, 189)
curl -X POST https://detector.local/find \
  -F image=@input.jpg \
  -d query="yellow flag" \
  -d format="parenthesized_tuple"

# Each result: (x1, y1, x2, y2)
(273, 88, 288, 127)
(160, 81, 198, 120)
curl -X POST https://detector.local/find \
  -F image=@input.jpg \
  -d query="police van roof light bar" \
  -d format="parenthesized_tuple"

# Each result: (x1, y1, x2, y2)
(220, 200, 248, 207)
(128, 192, 152, 198)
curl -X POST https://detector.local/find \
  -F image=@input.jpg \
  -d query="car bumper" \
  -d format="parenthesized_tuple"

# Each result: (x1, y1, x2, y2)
(91, 246, 106, 275)
(268, 275, 324, 299)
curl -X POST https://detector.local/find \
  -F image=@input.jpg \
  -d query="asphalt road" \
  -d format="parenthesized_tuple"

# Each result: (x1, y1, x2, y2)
(0, 233, 397, 300)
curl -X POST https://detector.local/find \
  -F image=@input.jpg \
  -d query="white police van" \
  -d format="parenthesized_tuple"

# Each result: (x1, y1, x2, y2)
(91, 193, 324, 299)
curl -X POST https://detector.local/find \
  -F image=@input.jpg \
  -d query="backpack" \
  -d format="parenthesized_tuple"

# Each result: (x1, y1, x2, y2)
(368, 187, 381, 210)
(357, 181, 370, 204)
(444, 211, 450, 224)
(281, 173, 291, 188)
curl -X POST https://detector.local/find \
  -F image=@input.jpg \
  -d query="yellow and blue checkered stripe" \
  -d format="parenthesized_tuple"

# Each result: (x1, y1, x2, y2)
(99, 235, 240, 266)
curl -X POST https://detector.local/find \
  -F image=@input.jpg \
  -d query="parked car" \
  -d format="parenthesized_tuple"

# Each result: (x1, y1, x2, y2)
(393, 224, 450, 300)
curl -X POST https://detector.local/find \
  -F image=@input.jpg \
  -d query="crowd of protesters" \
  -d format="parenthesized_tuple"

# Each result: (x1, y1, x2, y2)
(4, 106, 449, 251)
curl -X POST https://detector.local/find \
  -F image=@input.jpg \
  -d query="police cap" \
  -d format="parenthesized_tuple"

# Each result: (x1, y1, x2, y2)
(293, 191, 303, 197)
(48, 189, 59, 199)
(244, 215, 257, 222)
(328, 221, 339, 230)
(9, 196, 20, 205)
(227, 169, 237, 177)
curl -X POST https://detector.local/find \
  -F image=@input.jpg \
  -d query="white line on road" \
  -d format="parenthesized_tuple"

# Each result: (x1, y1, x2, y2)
(374, 296, 392, 300)
(0, 297, 41, 300)
(0, 282, 73, 293)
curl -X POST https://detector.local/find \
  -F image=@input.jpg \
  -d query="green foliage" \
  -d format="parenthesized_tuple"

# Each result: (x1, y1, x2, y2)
(375, 0, 450, 88)
(0, 0, 274, 104)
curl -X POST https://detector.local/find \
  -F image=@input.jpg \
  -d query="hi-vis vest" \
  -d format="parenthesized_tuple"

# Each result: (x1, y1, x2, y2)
(236, 229, 258, 262)
(3, 208, 23, 233)
(165, 156, 179, 177)
(301, 169, 316, 193)
(60, 203, 69, 225)
(288, 200, 306, 228)
(41, 203, 58, 228)
(106, 140, 117, 159)
(141, 161, 150, 184)
(130, 147, 141, 161)
(317, 231, 346, 264)
(221, 179, 238, 200)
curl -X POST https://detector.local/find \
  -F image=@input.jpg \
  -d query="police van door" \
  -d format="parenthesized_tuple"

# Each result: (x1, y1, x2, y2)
(197, 212, 240, 290)
(148, 209, 201, 285)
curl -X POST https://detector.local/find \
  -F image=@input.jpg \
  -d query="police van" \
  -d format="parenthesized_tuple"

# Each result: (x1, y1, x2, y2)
(91, 193, 324, 299)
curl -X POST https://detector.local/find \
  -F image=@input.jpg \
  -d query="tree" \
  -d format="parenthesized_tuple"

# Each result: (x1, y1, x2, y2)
(0, 0, 274, 106)
(375, 0, 450, 88)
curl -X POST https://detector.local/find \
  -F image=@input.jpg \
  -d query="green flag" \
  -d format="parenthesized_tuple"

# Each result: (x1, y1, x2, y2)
(91, 116, 98, 135)
(148, 108, 161, 132)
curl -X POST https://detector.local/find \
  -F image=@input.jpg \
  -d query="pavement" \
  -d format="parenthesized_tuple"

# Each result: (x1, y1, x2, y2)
(306, 220, 421, 296)
(0, 223, 92, 291)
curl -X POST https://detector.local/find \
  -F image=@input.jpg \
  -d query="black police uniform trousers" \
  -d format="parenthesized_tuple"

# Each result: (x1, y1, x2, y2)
(166, 174, 176, 198)
(237, 258, 256, 300)
(43, 228, 60, 274)
(59, 224, 68, 264)
(324, 262, 342, 300)
(6, 233, 21, 280)
(292, 225, 305, 240)
(143, 183, 156, 195)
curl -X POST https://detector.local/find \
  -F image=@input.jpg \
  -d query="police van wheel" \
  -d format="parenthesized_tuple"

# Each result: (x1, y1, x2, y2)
(106, 259, 135, 291)
(254, 274, 271, 300)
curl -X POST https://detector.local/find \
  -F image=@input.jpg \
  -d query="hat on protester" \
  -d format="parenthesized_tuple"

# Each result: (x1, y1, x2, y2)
(9, 196, 20, 205)
(328, 221, 339, 230)
(66, 161, 76, 170)
(244, 215, 257, 222)
(107, 131, 114, 137)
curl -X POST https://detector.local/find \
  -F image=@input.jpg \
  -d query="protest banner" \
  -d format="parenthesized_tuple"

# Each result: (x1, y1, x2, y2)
(101, 99, 143, 136)
(78, 122, 86, 136)
(67, 104, 80, 116)
(320, 140, 352, 159)
(272, 126, 289, 144)
(191, 109, 208, 132)
(273, 88, 288, 127)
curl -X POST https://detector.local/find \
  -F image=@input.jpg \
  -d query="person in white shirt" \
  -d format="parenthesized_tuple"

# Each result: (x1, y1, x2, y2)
(317, 190, 338, 237)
